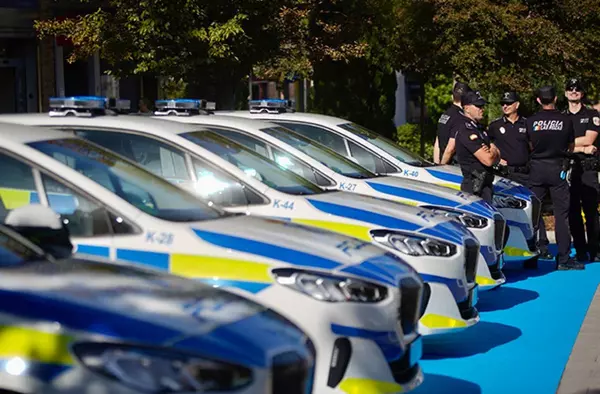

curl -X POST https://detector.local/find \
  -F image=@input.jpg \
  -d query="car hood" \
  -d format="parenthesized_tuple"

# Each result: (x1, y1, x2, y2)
(423, 165, 533, 201)
(0, 259, 311, 367)
(304, 191, 476, 246)
(189, 215, 417, 287)
(366, 176, 499, 219)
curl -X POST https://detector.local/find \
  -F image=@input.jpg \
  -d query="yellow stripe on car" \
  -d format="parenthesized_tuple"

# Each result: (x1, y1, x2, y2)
(0, 188, 32, 210)
(339, 377, 404, 394)
(419, 314, 468, 329)
(503, 246, 536, 258)
(0, 325, 74, 365)
(476, 275, 498, 286)
(170, 254, 274, 282)
(291, 219, 372, 242)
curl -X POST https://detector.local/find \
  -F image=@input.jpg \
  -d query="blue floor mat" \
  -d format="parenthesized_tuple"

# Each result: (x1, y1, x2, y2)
(413, 245, 600, 394)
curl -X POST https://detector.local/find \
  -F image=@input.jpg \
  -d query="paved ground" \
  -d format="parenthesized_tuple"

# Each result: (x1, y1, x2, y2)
(557, 285, 600, 394)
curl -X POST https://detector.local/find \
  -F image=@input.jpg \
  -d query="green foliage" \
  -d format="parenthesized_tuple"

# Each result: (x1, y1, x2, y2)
(310, 59, 397, 138)
(396, 123, 433, 161)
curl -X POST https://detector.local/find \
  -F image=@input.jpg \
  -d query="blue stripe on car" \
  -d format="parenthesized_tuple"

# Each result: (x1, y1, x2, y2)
(75, 244, 110, 258)
(426, 169, 463, 183)
(200, 279, 271, 294)
(192, 229, 342, 270)
(366, 181, 461, 208)
(306, 199, 421, 231)
(116, 249, 170, 270)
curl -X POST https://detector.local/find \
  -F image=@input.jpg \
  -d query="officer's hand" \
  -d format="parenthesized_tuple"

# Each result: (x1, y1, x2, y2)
(500, 159, 508, 166)
(584, 145, 597, 155)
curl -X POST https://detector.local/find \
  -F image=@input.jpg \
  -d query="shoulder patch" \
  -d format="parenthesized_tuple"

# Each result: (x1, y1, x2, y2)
(469, 134, 478, 140)
(594, 117, 600, 126)
(465, 122, 475, 130)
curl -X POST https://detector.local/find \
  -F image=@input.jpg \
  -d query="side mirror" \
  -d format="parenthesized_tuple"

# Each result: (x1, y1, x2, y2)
(4, 204, 74, 259)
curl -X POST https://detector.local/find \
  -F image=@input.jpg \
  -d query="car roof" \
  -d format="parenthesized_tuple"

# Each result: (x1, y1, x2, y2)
(155, 113, 282, 132)
(0, 113, 207, 137)
(216, 110, 348, 127)
(0, 121, 71, 143)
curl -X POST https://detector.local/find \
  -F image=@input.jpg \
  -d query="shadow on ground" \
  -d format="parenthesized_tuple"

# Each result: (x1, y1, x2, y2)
(476, 286, 539, 312)
(503, 258, 556, 284)
(422, 321, 522, 359)
(411, 373, 482, 394)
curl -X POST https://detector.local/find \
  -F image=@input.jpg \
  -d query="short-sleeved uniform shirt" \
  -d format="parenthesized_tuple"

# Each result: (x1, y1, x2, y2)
(436, 104, 464, 162)
(455, 119, 491, 172)
(526, 109, 574, 160)
(487, 116, 529, 166)
(565, 106, 600, 149)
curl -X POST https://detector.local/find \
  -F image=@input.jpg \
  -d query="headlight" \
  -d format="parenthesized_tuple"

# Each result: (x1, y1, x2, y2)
(493, 194, 526, 209)
(272, 268, 387, 303)
(372, 230, 457, 257)
(422, 206, 488, 229)
(72, 343, 252, 392)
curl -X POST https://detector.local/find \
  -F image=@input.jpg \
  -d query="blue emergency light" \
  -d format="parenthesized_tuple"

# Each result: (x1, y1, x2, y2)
(248, 99, 294, 114)
(48, 96, 130, 117)
(154, 98, 216, 116)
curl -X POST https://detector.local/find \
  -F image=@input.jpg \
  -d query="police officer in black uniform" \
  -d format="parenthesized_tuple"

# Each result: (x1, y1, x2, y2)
(434, 82, 471, 164)
(488, 91, 553, 261)
(455, 91, 500, 202)
(563, 78, 600, 262)
(527, 85, 581, 270)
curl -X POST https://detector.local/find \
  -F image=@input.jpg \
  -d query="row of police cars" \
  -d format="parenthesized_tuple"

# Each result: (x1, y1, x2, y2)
(0, 97, 542, 393)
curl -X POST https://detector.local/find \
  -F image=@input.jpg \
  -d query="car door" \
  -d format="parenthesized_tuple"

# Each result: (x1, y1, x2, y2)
(0, 150, 125, 258)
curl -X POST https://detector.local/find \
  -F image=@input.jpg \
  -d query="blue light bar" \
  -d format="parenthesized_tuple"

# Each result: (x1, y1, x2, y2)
(249, 99, 294, 114)
(154, 98, 216, 116)
(49, 96, 107, 109)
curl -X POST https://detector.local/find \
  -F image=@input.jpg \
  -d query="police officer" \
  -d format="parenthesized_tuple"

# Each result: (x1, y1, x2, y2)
(564, 78, 600, 262)
(527, 85, 581, 270)
(454, 91, 500, 202)
(488, 91, 553, 261)
(434, 82, 471, 164)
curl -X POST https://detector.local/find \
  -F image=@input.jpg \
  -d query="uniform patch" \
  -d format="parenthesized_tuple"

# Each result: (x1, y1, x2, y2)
(580, 118, 589, 124)
(438, 114, 450, 124)
(499, 127, 506, 134)
(469, 134, 478, 140)
(594, 117, 600, 126)
(519, 128, 526, 133)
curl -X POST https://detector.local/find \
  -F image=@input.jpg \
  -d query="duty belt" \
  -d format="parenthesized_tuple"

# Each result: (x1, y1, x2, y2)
(506, 164, 530, 174)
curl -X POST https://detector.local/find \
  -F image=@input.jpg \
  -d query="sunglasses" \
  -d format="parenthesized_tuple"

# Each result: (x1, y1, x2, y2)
(501, 102, 516, 106)
(567, 87, 582, 92)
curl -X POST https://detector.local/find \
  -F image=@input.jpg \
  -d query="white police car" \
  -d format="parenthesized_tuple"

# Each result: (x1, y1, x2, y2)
(0, 119, 425, 394)
(0, 205, 315, 394)
(147, 100, 504, 291)
(0, 98, 481, 339)
(220, 101, 541, 267)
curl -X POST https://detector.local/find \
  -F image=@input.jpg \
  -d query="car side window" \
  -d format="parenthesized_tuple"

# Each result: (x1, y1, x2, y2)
(274, 122, 348, 156)
(0, 153, 37, 221)
(205, 127, 270, 158)
(41, 174, 112, 237)
(347, 141, 387, 174)
(191, 158, 266, 207)
(270, 148, 334, 187)
(75, 130, 190, 183)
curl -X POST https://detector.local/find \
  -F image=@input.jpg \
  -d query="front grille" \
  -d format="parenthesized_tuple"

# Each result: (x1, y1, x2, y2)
(493, 214, 506, 251)
(272, 351, 313, 394)
(488, 260, 503, 280)
(398, 277, 422, 336)
(388, 361, 421, 385)
(419, 283, 431, 318)
(464, 239, 479, 284)
(457, 297, 479, 320)
(531, 195, 542, 230)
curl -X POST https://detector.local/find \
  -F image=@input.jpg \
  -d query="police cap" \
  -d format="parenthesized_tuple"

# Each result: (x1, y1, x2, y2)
(536, 85, 556, 101)
(461, 91, 486, 107)
(566, 78, 584, 92)
(500, 91, 519, 104)
(453, 82, 471, 96)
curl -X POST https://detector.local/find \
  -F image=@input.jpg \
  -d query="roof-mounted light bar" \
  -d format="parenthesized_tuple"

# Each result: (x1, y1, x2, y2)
(248, 99, 294, 114)
(154, 98, 216, 116)
(48, 96, 131, 117)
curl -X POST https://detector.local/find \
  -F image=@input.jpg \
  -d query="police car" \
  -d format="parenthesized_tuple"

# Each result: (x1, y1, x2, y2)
(220, 101, 541, 266)
(0, 98, 481, 338)
(0, 204, 314, 394)
(147, 100, 503, 290)
(0, 119, 425, 394)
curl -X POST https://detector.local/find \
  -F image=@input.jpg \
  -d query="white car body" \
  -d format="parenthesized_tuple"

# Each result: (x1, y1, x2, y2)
(219, 111, 541, 263)
(0, 114, 480, 339)
(0, 122, 425, 394)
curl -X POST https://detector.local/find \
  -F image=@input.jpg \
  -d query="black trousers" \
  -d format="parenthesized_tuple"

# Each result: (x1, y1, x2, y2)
(529, 160, 571, 264)
(461, 176, 493, 203)
(505, 170, 549, 253)
(569, 160, 599, 258)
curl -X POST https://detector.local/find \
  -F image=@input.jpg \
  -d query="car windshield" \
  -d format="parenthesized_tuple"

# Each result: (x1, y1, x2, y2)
(260, 126, 376, 179)
(182, 131, 323, 195)
(0, 227, 43, 266)
(28, 138, 225, 222)
(337, 122, 433, 167)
